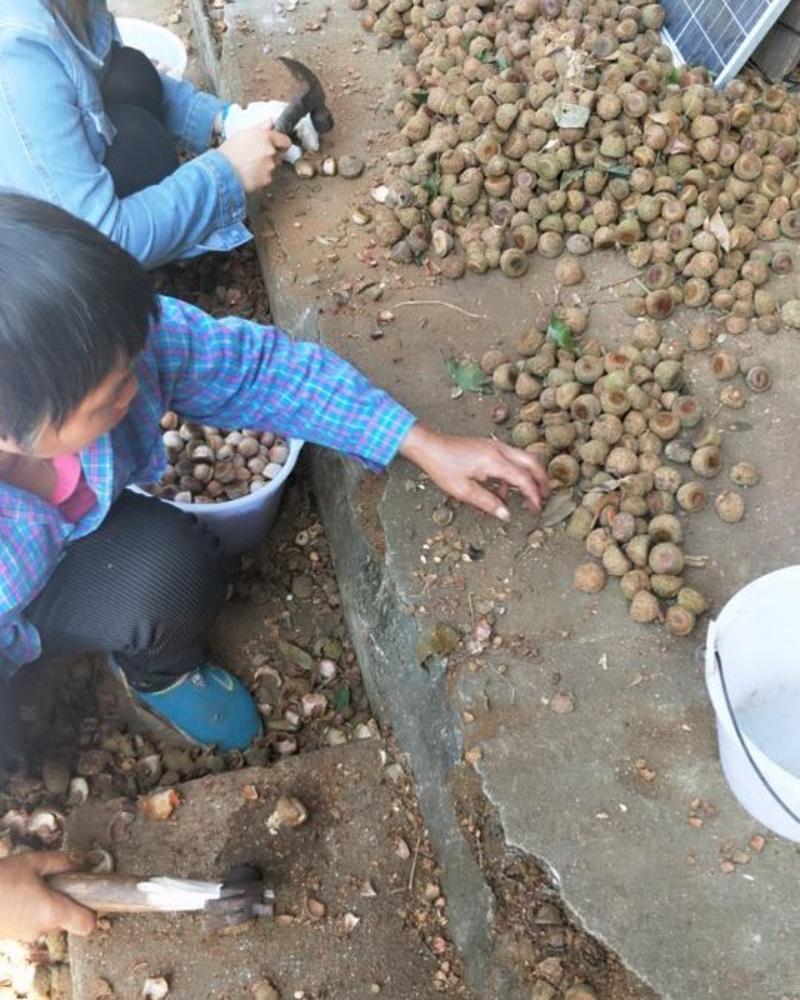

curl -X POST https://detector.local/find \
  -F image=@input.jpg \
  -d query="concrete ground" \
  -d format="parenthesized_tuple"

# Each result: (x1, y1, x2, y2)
(67, 741, 468, 1000)
(183, 0, 800, 997)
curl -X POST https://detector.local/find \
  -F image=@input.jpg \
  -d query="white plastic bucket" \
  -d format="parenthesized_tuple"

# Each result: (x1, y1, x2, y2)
(131, 439, 303, 557)
(115, 17, 188, 80)
(705, 565, 800, 841)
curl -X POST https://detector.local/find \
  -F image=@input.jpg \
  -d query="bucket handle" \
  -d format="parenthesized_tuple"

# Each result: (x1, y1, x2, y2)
(714, 649, 800, 828)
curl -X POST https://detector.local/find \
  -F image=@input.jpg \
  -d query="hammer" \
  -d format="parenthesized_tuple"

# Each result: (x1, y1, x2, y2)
(273, 57, 334, 146)
(48, 863, 274, 932)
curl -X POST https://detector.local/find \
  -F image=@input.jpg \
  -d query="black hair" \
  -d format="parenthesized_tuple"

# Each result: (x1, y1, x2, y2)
(0, 193, 159, 447)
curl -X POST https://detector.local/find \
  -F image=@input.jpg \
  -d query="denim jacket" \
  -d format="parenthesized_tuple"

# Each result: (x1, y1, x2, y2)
(0, 1, 250, 268)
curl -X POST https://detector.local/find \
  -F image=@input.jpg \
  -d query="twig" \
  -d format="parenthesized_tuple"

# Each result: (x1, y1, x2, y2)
(393, 299, 490, 320)
(408, 833, 423, 891)
(475, 824, 484, 871)
(595, 274, 640, 292)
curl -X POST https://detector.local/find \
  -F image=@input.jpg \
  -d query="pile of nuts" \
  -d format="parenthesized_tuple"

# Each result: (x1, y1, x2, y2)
(485, 316, 762, 635)
(353, 0, 800, 332)
(151, 412, 290, 504)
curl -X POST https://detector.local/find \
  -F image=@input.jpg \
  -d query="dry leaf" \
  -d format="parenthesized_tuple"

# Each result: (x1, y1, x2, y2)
(540, 491, 578, 527)
(242, 784, 259, 801)
(706, 209, 731, 253)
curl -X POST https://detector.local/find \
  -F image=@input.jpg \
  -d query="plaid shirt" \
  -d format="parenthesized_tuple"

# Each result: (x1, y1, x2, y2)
(0, 296, 415, 674)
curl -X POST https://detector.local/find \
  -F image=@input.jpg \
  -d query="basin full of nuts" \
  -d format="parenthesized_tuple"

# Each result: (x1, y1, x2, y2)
(135, 413, 302, 555)
(153, 412, 293, 505)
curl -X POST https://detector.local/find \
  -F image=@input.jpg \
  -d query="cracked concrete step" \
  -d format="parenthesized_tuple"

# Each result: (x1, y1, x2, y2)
(66, 741, 461, 1000)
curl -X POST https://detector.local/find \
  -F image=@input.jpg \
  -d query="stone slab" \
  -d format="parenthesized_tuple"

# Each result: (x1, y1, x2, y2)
(66, 741, 451, 1000)
(190, 1, 800, 996)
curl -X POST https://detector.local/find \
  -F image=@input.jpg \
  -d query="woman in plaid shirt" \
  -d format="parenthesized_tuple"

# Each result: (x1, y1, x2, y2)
(0, 194, 549, 940)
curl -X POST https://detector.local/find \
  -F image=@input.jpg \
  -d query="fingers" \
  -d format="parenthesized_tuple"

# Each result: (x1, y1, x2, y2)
(498, 458, 546, 513)
(267, 129, 293, 151)
(479, 444, 546, 513)
(459, 481, 510, 522)
(496, 442, 552, 499)
(47, 893, 96, 938)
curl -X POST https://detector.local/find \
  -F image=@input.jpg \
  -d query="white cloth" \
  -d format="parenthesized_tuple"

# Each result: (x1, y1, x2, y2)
(222, 101, 319, 164)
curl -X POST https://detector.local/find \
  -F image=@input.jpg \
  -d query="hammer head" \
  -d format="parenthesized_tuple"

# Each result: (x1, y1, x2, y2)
(204, 863, 275, 932)
(273, 56, 334, 141)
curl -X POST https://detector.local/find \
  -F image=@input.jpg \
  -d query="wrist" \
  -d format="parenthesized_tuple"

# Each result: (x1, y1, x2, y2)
(398, 423, 438, 466)
(215, 102, 234, 139)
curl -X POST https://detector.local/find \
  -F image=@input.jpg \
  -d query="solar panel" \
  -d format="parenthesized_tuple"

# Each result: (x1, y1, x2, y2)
(660, 0, 793, 87)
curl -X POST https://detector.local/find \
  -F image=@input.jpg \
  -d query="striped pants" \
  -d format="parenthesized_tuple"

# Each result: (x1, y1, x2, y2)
(27, 491, 227, 692)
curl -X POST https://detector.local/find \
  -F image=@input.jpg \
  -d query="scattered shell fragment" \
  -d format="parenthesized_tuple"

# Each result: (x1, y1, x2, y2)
(550, 691, 575, 715)
(140, 789, 180, 822)
(306, 895, 327, 920)
(267, 796, 309, 833)
(142, 977, 169, 1000)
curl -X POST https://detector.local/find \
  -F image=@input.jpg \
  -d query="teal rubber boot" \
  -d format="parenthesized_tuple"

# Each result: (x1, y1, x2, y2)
(109, 657, 262, 752)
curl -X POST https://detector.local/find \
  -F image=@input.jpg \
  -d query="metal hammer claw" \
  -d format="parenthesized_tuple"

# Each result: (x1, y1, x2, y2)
(273, 56, 334, 145)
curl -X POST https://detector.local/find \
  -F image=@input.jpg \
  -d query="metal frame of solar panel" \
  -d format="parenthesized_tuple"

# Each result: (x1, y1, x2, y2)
(660, 0, 793, 87)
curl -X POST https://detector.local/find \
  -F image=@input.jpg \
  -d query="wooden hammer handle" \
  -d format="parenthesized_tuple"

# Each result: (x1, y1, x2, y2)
(48, 873, 164, 914)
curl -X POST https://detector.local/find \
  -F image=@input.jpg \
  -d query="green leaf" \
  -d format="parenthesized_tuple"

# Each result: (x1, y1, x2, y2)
(331, 684, 351, 711)
(477, 48, 495, 63)
(278, 641, 315, 673)
(546, 314, 575, 350)
(444, 357, 493, 394)
(410, 89, 428, 106)
(665, 67, 682, 85)
(424, 167, 441, 200)
(496, 51, 509, 71)
(604, 163, 632, 178)
(560, 167, 587, 189)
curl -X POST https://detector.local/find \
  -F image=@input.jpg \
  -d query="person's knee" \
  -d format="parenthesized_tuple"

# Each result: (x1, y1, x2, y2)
(102, 46, 164, 119)
(114, 499, 228, 650)
(103, 105, 179, 197)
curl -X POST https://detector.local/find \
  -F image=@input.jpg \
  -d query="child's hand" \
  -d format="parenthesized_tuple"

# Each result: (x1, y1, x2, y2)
(399, 424, 551, 521)
(0, 852, 96, 942)
(219, 125, 293, 193)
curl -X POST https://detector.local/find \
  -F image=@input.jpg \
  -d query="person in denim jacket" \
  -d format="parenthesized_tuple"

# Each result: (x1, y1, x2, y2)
(0, 0, 320, 268)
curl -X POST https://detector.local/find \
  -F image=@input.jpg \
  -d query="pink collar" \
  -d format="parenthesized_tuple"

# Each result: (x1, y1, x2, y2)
(51, 453, 84, 504)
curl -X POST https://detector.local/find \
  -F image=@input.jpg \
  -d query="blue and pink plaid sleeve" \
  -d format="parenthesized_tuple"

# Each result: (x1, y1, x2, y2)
(150, 297, 417, 471)
(0, 516, 66, 668)
(0, 295, 417, 674)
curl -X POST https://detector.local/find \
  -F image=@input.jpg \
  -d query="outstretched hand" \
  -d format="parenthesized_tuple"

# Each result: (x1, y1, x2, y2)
(399, 424, 550, 521)
(0, 852, 96, 942)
